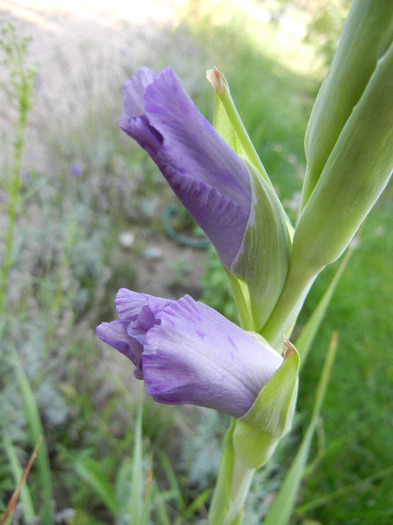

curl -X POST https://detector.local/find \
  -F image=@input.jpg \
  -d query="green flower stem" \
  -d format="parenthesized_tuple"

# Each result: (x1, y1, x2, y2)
(302, 0, 393, 208)
(261, 261, 316, 348)
(0, 79, 30, 315)
(225, 271, 256, 331)
(0, 26, 36, 316)
(263, 38, 393, 348)
(209, 343, 299, 524)
(208, 421, 254, 525)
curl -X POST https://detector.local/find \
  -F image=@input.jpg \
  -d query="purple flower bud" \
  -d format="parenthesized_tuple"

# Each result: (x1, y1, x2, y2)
(119, 67, 252, 270)
(71, 162, 83, 177)
(96, 289, 283, 418)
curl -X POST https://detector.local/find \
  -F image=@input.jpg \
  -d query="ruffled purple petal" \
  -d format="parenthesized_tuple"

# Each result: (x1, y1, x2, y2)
(97, 290, 283, 418)
(142, 295, 283, 418)
(119, 67, 252, 269)
(120, 66, 157, 119)
(115, 288, 173, 320)
(96, 320, 143, 376)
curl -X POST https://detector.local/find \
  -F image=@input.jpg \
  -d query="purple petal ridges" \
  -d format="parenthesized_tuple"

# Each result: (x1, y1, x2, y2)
(119, 67, 252, 269)
(97, 289, 283, 418)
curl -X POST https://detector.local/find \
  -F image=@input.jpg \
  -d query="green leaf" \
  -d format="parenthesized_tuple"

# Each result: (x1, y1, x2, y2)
(74, 456, 118, 517)
(3, 432, 36, 522)
(9, 344, 54, 525)
(302, 0, 393, 207)
(130, 404, 144, 522)
(234, 339, 299, 469)
(264, 332, 338, 525)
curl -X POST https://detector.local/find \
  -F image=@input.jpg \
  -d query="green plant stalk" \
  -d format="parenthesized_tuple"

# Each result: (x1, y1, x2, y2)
(130, 403, 144, 523)
(0, 69, 32, 316)
(302, 0, 393, 208)
(207, 9, 393, 521)
(209, 343, 299, 525)
(208, 421, 249, 525)
(3, 432, 36, 522)
(263, 38, 393, 348)
(260, 260, 316, 348)
(10, 343, 54, 525)
(295, 236, 357, 368)
(206, 66, 298, 525)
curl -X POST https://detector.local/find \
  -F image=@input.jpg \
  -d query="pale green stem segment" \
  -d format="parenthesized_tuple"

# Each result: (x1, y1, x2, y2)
(208, 341, 299, 524)
(302, 0, 393, 208)
(263, 37, 393, 347)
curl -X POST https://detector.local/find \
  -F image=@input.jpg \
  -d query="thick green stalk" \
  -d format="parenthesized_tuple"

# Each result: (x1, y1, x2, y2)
(0, 77, 30, 315)
(302, 0, 393, 208)
(261, 261, 316, 348)
(263, 38, 393, 347)
(208, 422, 254, 525)
(209, 343, 299, 524)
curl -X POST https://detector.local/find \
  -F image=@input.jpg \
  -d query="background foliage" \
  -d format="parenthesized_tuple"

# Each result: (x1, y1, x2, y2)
(1, 1, 392, 524)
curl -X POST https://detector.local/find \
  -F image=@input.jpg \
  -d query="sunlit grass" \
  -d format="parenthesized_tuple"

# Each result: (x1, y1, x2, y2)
(0, 2, 391, 523)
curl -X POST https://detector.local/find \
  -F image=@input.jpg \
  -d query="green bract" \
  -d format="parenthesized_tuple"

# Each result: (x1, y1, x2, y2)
(208, 340, 299, 525)
(229, 162, 291, 331)
(235, 338, 299, 469)
(207, 68, 292, 333)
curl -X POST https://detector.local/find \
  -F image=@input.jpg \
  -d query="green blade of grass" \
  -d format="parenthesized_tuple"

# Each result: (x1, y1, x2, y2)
(264, 332, 338, 525)
(2, 433, 36, 522)
(183, 488, 211, 521)
(74, 456, 118, 517)
(151, 481, 172, 525)
(140, 452, 154, 525)
(130, 403, 144, 523)
(295, 465, 393, 516)
(9, 343, 53, 525)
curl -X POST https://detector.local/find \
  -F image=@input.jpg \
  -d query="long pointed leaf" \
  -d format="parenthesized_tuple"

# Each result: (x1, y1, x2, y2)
(9, 344, 53, 525)
(74, 456, 117, 516)
(264, 332, 338, 525)
(130, 403, 144, 522)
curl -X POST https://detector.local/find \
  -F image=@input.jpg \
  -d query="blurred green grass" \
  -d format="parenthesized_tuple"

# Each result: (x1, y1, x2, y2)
(192, 2, 393, 523)
(1, 1, 392, 523)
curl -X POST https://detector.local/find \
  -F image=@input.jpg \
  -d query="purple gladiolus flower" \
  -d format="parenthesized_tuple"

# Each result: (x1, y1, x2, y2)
(96, 289, 283, 418)
(119, 67, 252, 270)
